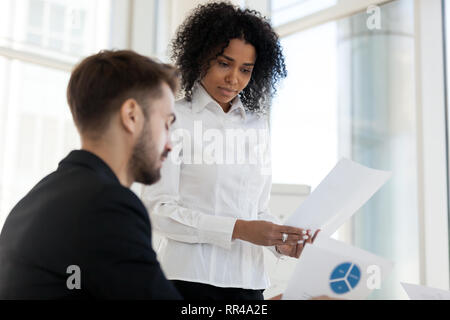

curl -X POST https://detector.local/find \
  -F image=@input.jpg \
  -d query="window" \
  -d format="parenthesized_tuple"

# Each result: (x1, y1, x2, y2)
(271, 22, 338, 188)
(0, 58, 76, 224)
(0, 0, 120, 230)
(271, 0, 419, 299)
(270, 0, 337, 27)
(0, 0, 112, 61)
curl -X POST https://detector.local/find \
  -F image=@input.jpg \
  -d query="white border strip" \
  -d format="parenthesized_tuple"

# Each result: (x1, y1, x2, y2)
(415, 0, 450, 289)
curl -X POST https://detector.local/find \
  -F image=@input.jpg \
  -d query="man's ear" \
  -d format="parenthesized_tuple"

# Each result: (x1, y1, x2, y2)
(119, 98, 144, 135)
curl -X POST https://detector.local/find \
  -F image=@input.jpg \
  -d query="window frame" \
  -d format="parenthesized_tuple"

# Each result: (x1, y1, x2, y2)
(415, 0, 450, 289)
(0, 0, 158, 226)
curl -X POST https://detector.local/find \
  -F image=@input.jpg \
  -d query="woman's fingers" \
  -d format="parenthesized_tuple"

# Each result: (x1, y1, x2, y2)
(273, 233, 308, 246)
(246, 221, 320, 247)
(279, 225, 307, 235)
(281, 232, 309, 242)
(273, 225, 310, 244)
(279, 228, 320, 244)
(266, 223, 321, 247)
(295, 242, 304, 258)
(277, 244, 300, 257)
(272, 229, 320, 256)
(311, 229, 321, 242)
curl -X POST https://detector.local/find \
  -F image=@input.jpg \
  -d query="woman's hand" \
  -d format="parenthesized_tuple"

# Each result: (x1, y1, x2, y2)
(275, 229, 320, 258)
(232, 220, 309, 246)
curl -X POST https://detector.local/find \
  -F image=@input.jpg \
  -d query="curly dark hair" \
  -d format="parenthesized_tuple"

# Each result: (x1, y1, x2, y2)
(170, 1, 287, 113)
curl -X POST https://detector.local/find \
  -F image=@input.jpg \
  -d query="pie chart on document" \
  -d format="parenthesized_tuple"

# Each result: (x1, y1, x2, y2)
(329, 262, 361, 294)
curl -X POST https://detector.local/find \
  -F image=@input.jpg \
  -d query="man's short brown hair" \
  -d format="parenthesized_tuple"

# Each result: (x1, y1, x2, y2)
(67, 50, 179, 135)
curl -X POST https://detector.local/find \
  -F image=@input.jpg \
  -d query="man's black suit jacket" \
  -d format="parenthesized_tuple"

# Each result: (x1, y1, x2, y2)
(0, 150, 182, 299)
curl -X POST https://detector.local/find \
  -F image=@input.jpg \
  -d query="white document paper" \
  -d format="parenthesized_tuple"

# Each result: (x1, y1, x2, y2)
(283, 237, 394, 300)
(285, 158, 391, 237)
(401, 282, 450, 300)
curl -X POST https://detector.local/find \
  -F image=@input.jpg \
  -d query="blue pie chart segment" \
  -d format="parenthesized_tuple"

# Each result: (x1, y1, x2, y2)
(347, 264, 361, 288)
(329, 262, 361, 295)
(330, 280, 350, 294)
(330, 262, 351, 280)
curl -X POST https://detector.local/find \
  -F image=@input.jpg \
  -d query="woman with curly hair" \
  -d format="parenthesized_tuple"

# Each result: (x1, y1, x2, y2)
(142, 1, 319, 300)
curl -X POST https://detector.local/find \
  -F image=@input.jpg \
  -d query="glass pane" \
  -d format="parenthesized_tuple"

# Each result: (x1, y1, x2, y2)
(271, 0, 337, 27)
(340, 0, 417, 300)
(49, 3, 66, 33)
(271, 0, 303, 11)
(271, 0, 418, 299)
(28, 0, 45, 29)
(0, 0, 112, 61)
(271, 22, 338, 188)
(0, 57, 79, 230)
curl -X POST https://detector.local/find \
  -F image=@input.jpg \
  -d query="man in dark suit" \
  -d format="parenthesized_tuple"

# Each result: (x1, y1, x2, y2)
(0, 50, 182, 299)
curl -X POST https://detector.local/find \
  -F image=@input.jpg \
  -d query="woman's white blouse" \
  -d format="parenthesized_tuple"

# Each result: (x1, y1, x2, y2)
(141, 85, 281, 290)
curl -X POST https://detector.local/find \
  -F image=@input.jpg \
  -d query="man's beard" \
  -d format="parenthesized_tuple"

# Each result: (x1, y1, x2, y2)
(129, 124, 166, 185)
